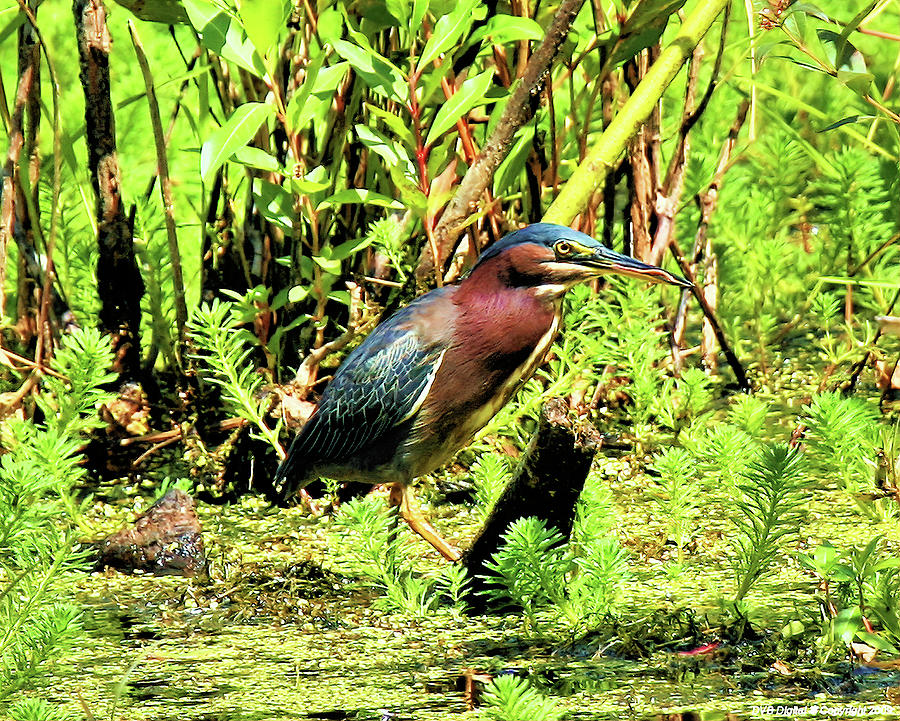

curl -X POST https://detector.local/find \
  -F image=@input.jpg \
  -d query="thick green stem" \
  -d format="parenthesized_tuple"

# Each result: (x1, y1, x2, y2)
(543, 0, 730, 225)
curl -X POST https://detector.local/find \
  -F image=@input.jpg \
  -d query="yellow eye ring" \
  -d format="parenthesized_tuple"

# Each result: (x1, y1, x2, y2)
(555, 241, 573, 256)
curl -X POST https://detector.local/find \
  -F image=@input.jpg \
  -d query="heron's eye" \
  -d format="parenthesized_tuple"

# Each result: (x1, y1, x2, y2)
(555, 241, 573, 256)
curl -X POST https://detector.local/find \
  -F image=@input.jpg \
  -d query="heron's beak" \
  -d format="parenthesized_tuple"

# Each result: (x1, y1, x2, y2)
(587, 246, 693, 289)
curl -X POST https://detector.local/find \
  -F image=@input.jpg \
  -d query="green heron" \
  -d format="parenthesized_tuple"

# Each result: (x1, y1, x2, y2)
(274, 223, 690, 560)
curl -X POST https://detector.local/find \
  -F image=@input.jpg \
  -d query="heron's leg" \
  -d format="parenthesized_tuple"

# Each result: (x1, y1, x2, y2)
(388, 482, 461, 562)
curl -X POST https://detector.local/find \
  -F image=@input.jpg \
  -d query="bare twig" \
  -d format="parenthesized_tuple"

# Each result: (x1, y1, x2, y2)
(0, 345, 66, 379)
(293, 282, 371, 394)
(120, 417, 247, 446)
(651, 8, 729, 266)
(415, 0, 587, 284)
(671, 100, 749, 373)
(668, 234, 751, 391)
(129, 21, 188, 354)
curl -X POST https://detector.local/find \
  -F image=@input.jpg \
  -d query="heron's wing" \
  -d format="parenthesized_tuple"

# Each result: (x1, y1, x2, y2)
(274, 320, 446, 497)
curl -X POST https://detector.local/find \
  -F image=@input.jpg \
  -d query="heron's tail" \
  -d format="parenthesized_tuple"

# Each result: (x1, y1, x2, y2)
(268, 438, 311, 506)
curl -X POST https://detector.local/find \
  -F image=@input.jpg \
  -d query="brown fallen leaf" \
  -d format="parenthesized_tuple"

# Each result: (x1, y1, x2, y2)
(771, 659, 792, 675)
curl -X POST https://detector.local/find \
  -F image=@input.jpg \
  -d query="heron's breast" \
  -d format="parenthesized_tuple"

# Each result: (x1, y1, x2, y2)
(404, 293, 561, 474)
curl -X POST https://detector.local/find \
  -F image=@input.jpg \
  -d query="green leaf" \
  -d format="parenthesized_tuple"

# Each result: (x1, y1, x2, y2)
(231, 145, 281, 173)
(184, 0, 264, 76)
(417, 0, 485, 71)
(857, 631, 900, 655)
(252, 179, 295, 232)
(832, 607, 863, 645)
(625, 0, 687, 29)
(830, 563, 855, 582)
(286, 52, 327, 132)
(410, 0, 429, 37)
(493, 123, 534, 195)
(317, 7, 343, 43)
(201, 102, 274, 184)
(330, 235, 377, 260)
(289, 164, 332, 195)
(312, 253, 342, 274)
(385, 0, 409, 25)
(785, 3, 832, 22)
(317, 189, 405, 211)
(238, 0, 289, 72)
(837, 70, 874, 95)
(333, 38, 408, 103)
(287, 285, 310, 302)
(607, 0, 687, 68)
(816, 29, 868, 74)
(355, 124, 416, 176)
(835, 1, 878, 68)
(469, 15, 544, 45)
(328, 290, 352, 306)
(365, 103, 416, 148)
(817, 114, 875, 132)
(425, 69, 495, 146)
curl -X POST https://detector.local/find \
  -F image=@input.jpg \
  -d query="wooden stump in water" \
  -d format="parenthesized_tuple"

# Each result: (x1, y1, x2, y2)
(462, 397, 602, 607)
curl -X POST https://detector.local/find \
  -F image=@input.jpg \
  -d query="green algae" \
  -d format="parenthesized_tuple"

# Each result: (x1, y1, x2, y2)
(22, 357, 900, 720)
(33, 484, 899, 720)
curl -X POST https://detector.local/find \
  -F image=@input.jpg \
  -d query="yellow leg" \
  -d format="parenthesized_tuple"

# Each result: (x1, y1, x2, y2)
(388, 482, 461, 562)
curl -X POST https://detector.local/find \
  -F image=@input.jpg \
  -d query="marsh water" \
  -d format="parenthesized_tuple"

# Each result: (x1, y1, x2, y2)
(43, 451, 900, 720)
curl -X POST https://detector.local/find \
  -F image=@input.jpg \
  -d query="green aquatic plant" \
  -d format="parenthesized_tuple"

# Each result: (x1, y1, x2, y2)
(482, 674, 564, 721)
(726, 393, 769, 436)
(0, 328, 114, 710)
(730, 444, 808, 605)
(655, 368, 715, 436)
(483, 517, 569, 626)
(798, 538, 900, 660)
(7, 697, 73, 721)
(470, 454, 510, 520)
(187, 300, 284, 456)
(682, 421, 758, 493)
(802, 392, 888, 518)
(331, 495, 468, 615)
(649, 447, 702, 566)
(484, 480, 629, 631)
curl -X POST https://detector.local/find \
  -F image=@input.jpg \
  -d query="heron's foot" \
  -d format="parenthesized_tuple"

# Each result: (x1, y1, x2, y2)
(389, 482, 461, 562)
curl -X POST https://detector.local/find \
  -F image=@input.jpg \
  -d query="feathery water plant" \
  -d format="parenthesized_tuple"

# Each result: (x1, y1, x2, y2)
(655, 368, 715, 434)
(485, 478, 629, 630)
(331, 495, 468, 615)
(0, 328, 114, 710)
(35, 327, 117, 437)
(649, 447, 702, 566)
(811, 147, 897, 297)
(367, 216, 411, 281)
(7, 697, 73, 721)
(483, 517, 570, 626)
(470, 454, 510, 520)
(482, 674, 564, 721)
(802, 392, 878, 497)
(726, 393, 769, 436)
(682, 422, 758, 493)
(568, 478, 629, 619)
(187, 300, 283, 456)
(731, 444, 808, 605)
